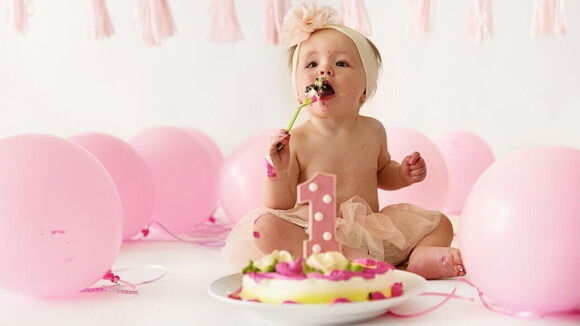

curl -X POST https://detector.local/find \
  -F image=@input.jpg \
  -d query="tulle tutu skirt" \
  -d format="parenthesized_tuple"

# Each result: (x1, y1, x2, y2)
(222, 196, 441, 269)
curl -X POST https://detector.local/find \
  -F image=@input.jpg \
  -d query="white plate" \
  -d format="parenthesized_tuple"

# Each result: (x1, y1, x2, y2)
(208, 270, 427, 325)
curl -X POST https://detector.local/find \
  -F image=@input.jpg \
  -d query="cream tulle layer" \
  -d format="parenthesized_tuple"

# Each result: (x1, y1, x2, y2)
(222, 196, 440, 269)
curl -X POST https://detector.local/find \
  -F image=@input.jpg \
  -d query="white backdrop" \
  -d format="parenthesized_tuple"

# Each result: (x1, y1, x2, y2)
(0, 0, 578, 158)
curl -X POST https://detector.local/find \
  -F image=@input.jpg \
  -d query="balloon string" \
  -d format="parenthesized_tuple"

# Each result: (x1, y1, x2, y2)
(137, 217, 231, 248)
(80, 265, 167, 295)
(387, 284, 460, 318)
(457, 278, 580, 319)
(388, 277, 580, 319)
(112, 265, 167, 286)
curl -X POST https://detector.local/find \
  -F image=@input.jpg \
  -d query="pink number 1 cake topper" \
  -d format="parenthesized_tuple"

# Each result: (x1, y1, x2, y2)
(297, 172, 341, 257)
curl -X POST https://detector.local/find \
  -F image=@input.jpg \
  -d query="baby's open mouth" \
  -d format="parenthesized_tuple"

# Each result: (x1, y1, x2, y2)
(305, 77, 335, 99)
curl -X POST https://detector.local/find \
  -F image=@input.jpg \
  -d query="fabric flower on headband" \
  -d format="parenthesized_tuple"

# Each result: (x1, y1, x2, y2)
(280, 2, 341, 47)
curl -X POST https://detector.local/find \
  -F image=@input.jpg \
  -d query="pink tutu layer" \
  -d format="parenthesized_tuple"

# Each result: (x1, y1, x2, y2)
(222, 196, 440, 268)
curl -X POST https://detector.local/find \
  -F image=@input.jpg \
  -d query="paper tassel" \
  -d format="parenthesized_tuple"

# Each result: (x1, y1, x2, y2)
(264, 0, 289, 45)
(210, 0, 243, 43)
(467, 0, 492, 43)
(341, 0, 371, 36)
(8, 0, 31, 35)
(408, 0, 435, 40)
(88, 0, 115, 41)
(532, 0, 566, 38)
(135, 0, 177, 46)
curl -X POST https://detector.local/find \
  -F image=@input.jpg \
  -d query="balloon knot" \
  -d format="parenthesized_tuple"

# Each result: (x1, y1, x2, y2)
(104, 271, 120, 283)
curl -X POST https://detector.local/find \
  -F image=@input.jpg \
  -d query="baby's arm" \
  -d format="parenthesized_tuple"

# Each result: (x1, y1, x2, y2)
(376, 123, 414, 190)
(262, 129, 299, 209)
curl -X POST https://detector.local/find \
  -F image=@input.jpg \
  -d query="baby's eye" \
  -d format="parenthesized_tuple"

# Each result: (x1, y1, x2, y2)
(336, 61, 348, 67)
(306, 61, 318, 68)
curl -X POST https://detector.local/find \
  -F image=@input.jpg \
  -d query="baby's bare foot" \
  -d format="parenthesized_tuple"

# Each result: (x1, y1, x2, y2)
(407, 246, 466, 280)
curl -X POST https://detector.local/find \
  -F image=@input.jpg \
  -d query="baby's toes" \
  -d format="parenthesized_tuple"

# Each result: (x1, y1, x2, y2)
(451, 249, 466, 276)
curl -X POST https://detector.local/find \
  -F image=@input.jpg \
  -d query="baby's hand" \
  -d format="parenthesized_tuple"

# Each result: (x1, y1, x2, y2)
(265, 129, 291, 176)
(400, 151, 427, 185)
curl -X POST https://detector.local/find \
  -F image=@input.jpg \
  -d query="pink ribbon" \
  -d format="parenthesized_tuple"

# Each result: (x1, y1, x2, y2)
(88, 0, 115, 41)
(81, 265, 167, 295)
(457, 278, 580, 319)
(135, 217, 231, 248)
(341, 0, 371, 36)
(210, 0, 244, 43)
(387, 284, 465, 318)
(388, 277, 580, 319)
(467, 0, 493, 43)
(135, 0, 177, 46)
(264, 0, 289, 45)
(8, 0, 31, 35)
(408, 0, 434, 40)
(531, 0, 567, 38)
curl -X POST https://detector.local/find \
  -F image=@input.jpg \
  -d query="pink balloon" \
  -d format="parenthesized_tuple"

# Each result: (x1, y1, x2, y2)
(435, 131, 495, 214)
(0, 134, 123, 298)
(129, 127, 218, 233)
(378, 127, 448, 211)
(182, 128, 223, 214)
(183, 129, 223, 163)
(219, 130, 275, 224)
(461, 146, 580, 313)
(69, 133, 154, 240)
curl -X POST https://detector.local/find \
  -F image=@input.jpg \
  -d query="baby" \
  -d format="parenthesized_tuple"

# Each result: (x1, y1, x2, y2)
(223, 3, 465, 280)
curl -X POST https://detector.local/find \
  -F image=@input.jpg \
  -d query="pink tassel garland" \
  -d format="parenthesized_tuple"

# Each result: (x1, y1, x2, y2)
(341, 0, 371, 36)
(8, 0, 31, 35)
(408, 0, 435, 40)
(135, 0, 177, 46)
(532, 0, 566, 38)
(88, 0, 115, 41)
(264, 0, 289, 45)
(467, 0, 492, 43)
(210, 0, 244, 43)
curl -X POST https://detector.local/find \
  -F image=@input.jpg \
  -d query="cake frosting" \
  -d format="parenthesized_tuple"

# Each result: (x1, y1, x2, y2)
(237, 250, 403, 304)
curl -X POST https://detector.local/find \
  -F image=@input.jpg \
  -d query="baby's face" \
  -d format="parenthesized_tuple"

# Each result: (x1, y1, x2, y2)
(296, 29, 366, 117)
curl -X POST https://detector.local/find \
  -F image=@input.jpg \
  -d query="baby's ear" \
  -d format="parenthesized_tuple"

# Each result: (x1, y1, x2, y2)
(359, 92, 367, 103)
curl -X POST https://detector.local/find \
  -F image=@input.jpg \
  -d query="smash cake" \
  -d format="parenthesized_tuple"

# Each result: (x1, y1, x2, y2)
(231, 173, 404, 304)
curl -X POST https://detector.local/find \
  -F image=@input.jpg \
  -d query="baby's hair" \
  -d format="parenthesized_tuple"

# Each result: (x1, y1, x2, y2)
(287, 34, 383, 78)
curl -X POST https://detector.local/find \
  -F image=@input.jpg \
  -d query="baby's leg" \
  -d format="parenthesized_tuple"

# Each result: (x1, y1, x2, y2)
(342, 246, 373, 260)
(253, 213, 307, 258)
(406, 214, 466, 279)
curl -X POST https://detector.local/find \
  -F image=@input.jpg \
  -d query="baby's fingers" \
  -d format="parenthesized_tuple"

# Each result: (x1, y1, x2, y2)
(409, 167, 426, 177)
(270, 133, 290, 153)
(402, 155, 413, 167)
(410, 157, 426, 170)
(408, 152, 421, 165)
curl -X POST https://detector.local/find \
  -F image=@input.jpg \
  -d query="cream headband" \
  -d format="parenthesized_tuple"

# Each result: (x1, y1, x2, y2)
(281, 3, 379, 100)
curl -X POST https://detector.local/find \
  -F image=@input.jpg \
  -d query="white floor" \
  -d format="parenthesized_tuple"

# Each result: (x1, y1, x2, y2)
(0, 215, 578, 326)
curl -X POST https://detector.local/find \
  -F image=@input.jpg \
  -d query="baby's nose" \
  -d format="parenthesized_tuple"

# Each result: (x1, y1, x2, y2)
(318, 69, 332, 76)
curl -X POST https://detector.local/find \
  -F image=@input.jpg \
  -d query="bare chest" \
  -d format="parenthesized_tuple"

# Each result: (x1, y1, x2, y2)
(296, 136, 380, 207)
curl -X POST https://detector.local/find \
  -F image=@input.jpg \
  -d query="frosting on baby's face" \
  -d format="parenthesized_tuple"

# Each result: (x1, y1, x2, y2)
(295, 29, 366, 115)
(305, 76, 334, 99)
